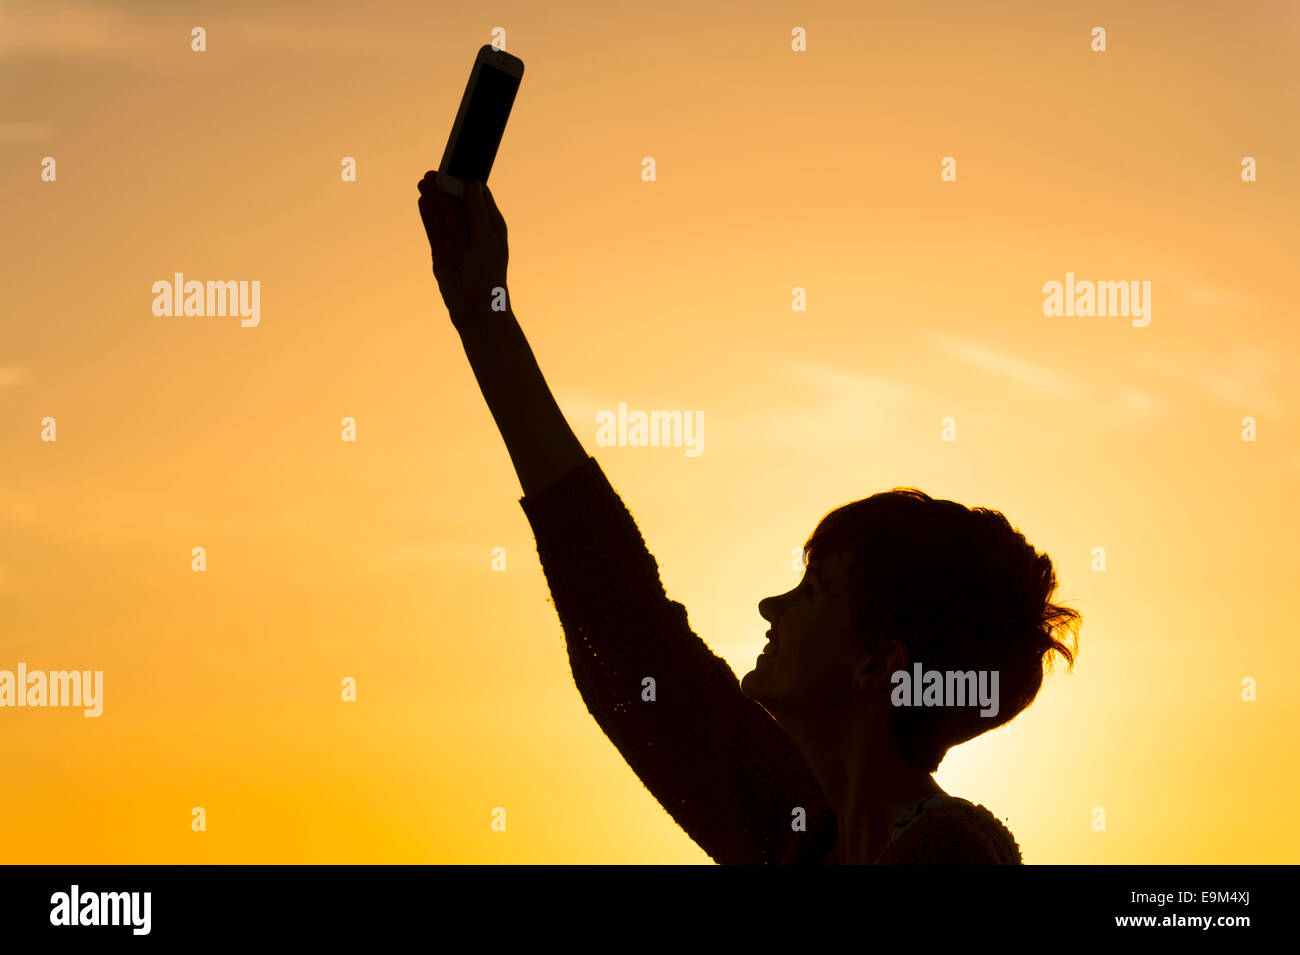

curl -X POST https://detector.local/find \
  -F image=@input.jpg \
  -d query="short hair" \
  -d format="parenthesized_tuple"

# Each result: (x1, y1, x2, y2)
(803, 487, 1081, 772)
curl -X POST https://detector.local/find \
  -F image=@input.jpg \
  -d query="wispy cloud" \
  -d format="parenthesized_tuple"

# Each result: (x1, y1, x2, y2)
(922, 331, 1296, 420)
(1184, 282, 1246, 308)
(0, 123, 52, 143)
(0, 1, 433, 63)
(0, 2, 155, 61)
(1131, 342, 1290, 416)
(0, 487, 38, 527)
(239, 23, 428, 56)
(1116, 386, 1173, 418)
(362, 539, 497, 571)
(0, 366, 30, 387)
(735, 359, 912, 449)
(923, 332, 1091, 403)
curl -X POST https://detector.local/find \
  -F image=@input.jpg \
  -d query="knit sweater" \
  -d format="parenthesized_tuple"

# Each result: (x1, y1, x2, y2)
(518, 454, 1023, 865)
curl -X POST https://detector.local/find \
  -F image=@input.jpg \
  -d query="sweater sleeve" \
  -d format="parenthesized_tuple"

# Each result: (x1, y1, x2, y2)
(518, 455, 836, 864)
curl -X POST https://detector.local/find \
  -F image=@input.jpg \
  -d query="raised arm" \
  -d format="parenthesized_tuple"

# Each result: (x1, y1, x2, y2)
(416, 173, 836, 862)
(416, 175, 586, 498)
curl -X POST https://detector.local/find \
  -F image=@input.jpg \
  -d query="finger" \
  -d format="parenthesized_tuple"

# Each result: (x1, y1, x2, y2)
(418, 170, 460, 204)
(481, 182, 506, 232)
(419, 194, 464, 255)
(418, 177, 458, 220)
(464, 180, 491, 241)
(418, 177, 455, 219)
(417, 192, 444, 233)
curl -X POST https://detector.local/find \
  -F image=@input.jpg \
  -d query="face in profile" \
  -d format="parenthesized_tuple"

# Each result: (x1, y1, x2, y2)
(741, 548, 865, 711)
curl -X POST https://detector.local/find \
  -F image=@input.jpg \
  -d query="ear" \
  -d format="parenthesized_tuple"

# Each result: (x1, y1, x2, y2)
(852, 637, 910, 691)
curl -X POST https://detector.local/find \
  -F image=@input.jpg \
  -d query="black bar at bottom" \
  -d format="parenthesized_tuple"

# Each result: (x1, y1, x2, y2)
(0, 864, 1280, 942)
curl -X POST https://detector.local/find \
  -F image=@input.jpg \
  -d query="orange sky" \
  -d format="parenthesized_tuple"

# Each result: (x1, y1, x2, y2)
(1, 0, 1297, 863)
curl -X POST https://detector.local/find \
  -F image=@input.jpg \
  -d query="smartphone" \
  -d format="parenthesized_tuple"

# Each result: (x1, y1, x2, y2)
(435, 45, 524, 198)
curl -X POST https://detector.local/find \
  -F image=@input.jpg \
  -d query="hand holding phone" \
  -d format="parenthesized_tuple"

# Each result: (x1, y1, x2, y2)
(418, 173, 509, 326)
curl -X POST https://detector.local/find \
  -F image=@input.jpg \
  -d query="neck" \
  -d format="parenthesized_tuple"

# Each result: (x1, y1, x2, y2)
(774, 704, 944, 864)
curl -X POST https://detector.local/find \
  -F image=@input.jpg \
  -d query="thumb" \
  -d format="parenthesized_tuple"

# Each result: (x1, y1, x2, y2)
(465, 180, 490, 239)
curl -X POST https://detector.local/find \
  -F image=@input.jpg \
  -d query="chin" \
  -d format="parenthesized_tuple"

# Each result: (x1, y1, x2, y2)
(740, 670, 773, 704)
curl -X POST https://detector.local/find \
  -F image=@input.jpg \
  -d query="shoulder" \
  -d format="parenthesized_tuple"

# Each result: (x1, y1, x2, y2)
(876, 796, 1023, 865)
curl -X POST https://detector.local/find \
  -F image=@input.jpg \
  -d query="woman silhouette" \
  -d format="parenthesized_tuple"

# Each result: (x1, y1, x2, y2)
(417, 173, 1081, 864)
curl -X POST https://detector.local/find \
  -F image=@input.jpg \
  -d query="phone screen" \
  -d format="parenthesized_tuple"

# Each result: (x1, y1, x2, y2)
(446, 64, 520, 183)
